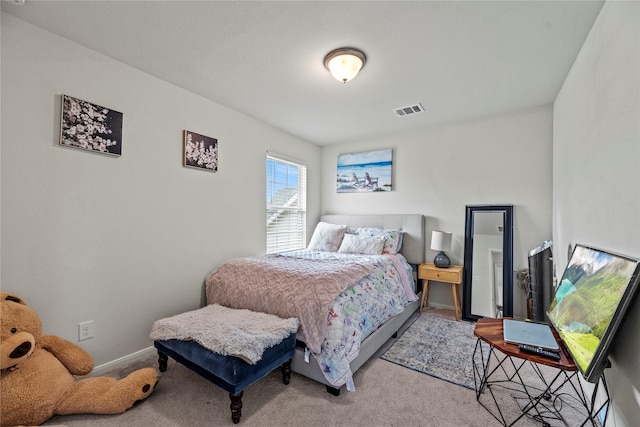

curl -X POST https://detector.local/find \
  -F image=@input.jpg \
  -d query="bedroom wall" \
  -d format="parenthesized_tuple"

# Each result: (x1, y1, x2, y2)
(320, 106, 554, 315)
(553, 1, 640, 425)
(0, 13, 321, 367)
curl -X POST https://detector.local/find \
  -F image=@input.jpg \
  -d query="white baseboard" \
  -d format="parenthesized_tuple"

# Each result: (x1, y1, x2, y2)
(90, 305, 457, 377)
(427, 302, 455, 311)
(90, 346, 156, 377)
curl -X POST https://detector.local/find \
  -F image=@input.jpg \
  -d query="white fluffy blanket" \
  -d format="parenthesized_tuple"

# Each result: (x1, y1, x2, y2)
(150, 304, 299, 364)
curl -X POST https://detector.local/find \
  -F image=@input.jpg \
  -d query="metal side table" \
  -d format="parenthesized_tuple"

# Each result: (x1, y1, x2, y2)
(472, 318, 610, 427)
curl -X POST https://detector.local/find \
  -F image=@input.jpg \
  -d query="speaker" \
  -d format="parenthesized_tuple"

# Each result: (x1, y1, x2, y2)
(528, 241, 553, 322)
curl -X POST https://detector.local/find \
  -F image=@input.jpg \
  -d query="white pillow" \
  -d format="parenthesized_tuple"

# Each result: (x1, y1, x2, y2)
(338, 233, 386, 255)
(352, 227, 404, 254)
(307, 222, 348, 252)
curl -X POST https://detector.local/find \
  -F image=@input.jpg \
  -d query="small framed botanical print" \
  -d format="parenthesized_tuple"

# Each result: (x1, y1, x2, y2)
(183, 130, 218, 172)
(59, 94, 123, 156)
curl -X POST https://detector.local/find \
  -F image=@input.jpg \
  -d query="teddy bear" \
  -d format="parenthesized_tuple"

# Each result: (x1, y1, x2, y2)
(0, 292, 158, 427)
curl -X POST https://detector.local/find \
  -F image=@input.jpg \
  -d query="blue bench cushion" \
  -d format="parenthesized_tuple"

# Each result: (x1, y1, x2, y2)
(154, 334, 295, 395)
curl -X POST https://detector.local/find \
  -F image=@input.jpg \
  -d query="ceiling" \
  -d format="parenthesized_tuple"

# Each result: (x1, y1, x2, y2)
(2, 0, 604, 146)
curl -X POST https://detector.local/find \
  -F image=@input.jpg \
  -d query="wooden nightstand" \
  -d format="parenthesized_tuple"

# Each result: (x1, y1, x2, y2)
(418, 262, 464, 320)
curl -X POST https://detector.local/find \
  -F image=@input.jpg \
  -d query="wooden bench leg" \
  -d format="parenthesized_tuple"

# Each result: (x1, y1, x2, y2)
(229, 391, 243, 424)
(281, 359, 292, 385)
(157, 351, 168, 372)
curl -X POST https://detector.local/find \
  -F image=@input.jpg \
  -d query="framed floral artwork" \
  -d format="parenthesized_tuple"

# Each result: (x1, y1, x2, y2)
(59, 94, 123, 156)
(183, 130, 218, 172)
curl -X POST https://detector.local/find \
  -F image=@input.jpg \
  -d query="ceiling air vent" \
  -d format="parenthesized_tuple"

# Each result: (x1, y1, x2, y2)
(394, 103, 425, 117)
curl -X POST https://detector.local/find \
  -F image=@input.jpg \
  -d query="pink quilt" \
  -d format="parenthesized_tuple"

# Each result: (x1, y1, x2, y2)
(205, 255, 374, 354)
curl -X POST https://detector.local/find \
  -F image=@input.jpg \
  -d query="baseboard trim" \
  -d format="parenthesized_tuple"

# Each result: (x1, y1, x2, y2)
(428, 302, 454, 311)
(90, 346, 156, 376)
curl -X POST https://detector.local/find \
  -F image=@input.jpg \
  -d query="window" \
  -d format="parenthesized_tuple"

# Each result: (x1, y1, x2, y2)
(266, 153, 307, 253)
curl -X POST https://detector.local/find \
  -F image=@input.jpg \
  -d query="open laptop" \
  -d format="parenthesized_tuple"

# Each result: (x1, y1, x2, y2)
(503, 319, 560, 352)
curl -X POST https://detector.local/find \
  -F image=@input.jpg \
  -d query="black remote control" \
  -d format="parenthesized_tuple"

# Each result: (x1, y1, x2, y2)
(518, 344, 561, 360)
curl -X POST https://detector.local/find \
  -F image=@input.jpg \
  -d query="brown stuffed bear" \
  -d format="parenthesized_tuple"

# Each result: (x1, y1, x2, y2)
(0, 292, 158, 426)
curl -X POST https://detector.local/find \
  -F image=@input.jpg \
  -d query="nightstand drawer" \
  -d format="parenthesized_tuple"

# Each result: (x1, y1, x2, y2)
(418, 264, 462, 284)
(418, 262, 464, 319)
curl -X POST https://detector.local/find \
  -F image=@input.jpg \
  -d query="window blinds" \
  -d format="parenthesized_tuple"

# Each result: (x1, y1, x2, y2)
(266, 153, 307, 254)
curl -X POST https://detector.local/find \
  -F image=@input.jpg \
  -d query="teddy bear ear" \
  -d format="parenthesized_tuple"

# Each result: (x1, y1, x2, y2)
(2, 293, 26, 305)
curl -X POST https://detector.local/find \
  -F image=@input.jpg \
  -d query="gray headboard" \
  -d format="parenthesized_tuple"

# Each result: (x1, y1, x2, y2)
(320, 214, 425, 265)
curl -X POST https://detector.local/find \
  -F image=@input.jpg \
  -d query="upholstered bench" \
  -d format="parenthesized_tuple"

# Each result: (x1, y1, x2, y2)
(150, 304, 298, 423)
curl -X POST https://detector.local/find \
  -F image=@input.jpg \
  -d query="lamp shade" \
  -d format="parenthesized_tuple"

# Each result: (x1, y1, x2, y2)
(431, 231, 452, 252)
(324, 48, 366, 83)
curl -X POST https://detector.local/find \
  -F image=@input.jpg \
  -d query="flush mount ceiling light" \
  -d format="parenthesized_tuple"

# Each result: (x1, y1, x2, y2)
(323, 48, 367, 83)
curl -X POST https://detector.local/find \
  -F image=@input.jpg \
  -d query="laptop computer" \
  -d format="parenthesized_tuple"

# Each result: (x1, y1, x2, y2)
(503, 319, 560, 352)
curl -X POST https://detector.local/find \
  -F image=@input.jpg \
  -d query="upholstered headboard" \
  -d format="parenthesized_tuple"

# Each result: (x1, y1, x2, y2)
(320, 214, 425, 265)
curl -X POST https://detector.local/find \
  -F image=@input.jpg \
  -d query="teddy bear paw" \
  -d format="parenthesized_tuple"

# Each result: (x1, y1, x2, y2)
(125, 367, 158, 403)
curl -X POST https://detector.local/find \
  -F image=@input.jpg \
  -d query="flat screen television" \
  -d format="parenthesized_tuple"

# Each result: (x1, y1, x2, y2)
(547, 244, 640, 383)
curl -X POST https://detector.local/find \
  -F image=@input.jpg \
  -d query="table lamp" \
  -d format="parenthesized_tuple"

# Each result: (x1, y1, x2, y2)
(431, 230, 452, 268)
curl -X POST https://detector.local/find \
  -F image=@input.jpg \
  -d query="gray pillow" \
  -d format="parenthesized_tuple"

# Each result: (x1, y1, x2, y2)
(308, 222, 348, 252)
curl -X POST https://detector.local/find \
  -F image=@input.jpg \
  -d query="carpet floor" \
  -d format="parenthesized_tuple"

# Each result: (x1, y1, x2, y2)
(42, 309, 597, 426)
(44, 354, 508, 426)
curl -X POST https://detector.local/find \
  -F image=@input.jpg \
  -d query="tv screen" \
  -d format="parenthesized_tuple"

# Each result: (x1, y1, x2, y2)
(547, 244, 640, 383)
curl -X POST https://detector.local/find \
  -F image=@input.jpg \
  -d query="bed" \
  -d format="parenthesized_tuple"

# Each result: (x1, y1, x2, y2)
(205, 214, 424, 395)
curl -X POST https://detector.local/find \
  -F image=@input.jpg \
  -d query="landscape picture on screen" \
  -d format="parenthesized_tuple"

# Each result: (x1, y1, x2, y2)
(547, 244, 640, 382)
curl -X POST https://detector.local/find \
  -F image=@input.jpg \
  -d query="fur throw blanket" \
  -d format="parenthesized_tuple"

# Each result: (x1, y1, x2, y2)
(150, 304, 299, 364)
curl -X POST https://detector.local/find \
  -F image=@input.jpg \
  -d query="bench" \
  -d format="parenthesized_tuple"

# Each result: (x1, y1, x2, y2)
(151, 305, 297, 423)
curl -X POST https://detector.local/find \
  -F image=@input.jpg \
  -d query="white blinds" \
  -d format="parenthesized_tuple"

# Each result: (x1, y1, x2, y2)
(266, 153, 307, 254)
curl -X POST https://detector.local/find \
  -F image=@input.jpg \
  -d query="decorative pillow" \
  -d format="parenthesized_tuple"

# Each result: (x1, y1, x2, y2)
(353, 227, 404, 254)
(307, 222, 348, 252)
(338, 234, 386, 255)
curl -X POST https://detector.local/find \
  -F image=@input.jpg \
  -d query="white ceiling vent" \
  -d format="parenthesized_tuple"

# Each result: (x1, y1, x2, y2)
(394, 103, 425, 117)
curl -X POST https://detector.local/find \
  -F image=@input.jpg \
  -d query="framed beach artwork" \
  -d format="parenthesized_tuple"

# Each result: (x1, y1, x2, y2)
(183, 130, 218, 172)
(337, 148, 392, 193)
(59, 94, 123, 156)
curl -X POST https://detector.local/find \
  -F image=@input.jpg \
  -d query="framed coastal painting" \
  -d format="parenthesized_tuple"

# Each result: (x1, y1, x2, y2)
(183, 130, 218, 172)
(336, 148, 392, 193)
(59, 94, 123, 156)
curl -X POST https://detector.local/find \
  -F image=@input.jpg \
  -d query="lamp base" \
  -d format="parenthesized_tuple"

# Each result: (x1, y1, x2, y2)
(433, 251, 451, 268)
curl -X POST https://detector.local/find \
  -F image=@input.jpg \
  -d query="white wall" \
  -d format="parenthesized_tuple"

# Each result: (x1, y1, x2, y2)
(553, 1, 640, 425)
(321, 106, 554, 315)
(0, 13, 320, 367)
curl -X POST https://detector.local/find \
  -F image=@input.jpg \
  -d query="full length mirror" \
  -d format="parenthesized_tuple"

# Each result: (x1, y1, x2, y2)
(462, 205, 513, 321)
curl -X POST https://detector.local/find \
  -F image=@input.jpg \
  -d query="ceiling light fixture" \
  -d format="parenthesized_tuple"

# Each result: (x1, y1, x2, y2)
(323, 48, 366, 83)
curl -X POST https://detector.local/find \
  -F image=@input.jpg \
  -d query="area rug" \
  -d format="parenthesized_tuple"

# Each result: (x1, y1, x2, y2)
(380, 314, 485, 389)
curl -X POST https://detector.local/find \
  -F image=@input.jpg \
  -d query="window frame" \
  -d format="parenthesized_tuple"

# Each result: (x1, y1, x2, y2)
(266, 153, 307, 254)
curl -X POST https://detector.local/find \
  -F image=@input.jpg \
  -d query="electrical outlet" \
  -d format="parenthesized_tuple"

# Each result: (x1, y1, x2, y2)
(79, 320, 94, 341)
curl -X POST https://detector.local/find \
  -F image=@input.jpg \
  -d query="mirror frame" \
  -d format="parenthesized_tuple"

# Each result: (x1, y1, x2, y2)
(462, 204, 513, 321)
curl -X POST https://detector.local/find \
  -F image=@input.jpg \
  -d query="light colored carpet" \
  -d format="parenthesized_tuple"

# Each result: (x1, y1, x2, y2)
(45, 354, 509, 427)
(42, 309, 595, 426)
